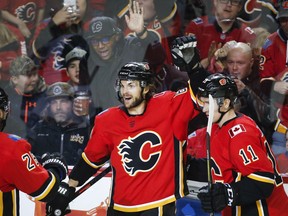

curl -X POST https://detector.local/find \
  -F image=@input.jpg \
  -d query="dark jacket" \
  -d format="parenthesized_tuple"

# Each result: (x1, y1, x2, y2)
(4, 78, 47, 137)
(27, 117, 90, 165)
(87, 31, 162, 112)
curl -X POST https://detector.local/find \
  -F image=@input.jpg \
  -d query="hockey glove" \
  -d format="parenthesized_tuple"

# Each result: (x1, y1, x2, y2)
(41, 152, 68, 181)
(197, 183, 236, 213)
(171, 35, 201, 74)
(46, 182, 75, 216)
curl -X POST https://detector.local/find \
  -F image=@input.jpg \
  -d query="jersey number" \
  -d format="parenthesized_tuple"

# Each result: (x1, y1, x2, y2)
(22, 153, 38, 171)
(239, 145, 259, 165)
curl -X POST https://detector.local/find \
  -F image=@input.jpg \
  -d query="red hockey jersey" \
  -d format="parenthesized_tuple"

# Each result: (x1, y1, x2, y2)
(0, 0, 45, 31)
(210, 114, 288, 216)
(260, 32, 288, 128)
(0, 133, 57, 198)
(185, 16, 256, 60)
(84, 87, 199, 212)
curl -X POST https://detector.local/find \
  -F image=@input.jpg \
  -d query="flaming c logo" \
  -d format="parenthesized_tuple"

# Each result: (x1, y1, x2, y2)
(239, 0, 277, 26)
(118, 131, 162, 176)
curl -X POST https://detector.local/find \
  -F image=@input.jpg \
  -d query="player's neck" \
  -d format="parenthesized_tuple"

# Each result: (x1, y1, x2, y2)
(218, 109, 237, 127)
(127, 101, 147, 116)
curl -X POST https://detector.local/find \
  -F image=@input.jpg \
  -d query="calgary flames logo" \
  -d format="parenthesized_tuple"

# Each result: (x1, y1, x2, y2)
(15, 2, 37, 23)
(238, 0, 277, 27)
(118, 131, 162, 176)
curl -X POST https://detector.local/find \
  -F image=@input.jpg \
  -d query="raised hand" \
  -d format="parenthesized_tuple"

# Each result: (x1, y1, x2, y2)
(125, 1, 145, 36)
(171, 35, 201, 74)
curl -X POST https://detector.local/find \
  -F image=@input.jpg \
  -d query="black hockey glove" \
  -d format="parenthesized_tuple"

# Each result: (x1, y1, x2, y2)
(41, 152, 68, 181)
(171, 35, 201, 74)
(46, 182, 75, 216)
(197, 183, 236, 213)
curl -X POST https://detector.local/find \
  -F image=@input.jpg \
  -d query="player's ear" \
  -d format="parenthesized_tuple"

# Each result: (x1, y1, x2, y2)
(220, 98, 231, 111)
(143, 85, 150, 94)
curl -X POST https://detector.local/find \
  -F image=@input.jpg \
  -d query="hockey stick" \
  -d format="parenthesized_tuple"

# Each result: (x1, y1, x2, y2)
(206, 94, 214, 216)
(70, 165, 111, 202)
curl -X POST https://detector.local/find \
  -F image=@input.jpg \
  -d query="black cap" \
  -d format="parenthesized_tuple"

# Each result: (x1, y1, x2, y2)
(86, 16, 121, 39)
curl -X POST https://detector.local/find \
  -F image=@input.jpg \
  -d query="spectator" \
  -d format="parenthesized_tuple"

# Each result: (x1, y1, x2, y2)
(116, 0, 181, 64)
(64, 46, 97, 123)
(185, 0, 256, 69)
(225, 42, 276, 143)
(259, 2, 288, 156)
(251, 27, 271, 57)
(31, 0, 89, 85)
(45, 58, 208, 215)
(4, 55, 47, 137)
(186, 42, 276, 184)
(64, 46, 88, 89)
(0, 23, 26, 85)
(197, 73, 288, 215)
(27, 82, 90, 165)
(0, 0, 45, 42)
(86, 2, 164, 112)
(0, 87, 68, 216)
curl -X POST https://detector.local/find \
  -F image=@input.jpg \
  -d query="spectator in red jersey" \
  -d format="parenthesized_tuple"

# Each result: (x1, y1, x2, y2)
(30, 0, 89, 85)
(259, 1, 288, 157)
(0, 0, 45, 43)
(185, 0, 256, 69)
(4, 55, 47, 137)
(0, 87, 68, 216)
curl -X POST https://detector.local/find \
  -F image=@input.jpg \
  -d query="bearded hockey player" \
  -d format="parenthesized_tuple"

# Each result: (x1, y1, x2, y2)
(45, 52, 212, 216)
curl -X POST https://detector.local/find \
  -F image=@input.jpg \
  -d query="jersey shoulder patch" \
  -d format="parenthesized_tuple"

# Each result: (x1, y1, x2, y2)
(8, 134, 22, 141)
(228, 124, 246, 138)
(192, 17, 203, 25)
(244, 26, 254, 35)
(262, 38, 272, 50)
(175, 88, 187, 96)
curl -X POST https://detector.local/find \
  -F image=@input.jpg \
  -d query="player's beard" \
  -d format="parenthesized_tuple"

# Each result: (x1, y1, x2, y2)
(124, 94, 145, 110)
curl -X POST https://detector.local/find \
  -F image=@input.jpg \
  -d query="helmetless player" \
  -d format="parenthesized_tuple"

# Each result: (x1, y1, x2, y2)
(45, 58, 208, 215)
(197, 73, 288, 216)
(0, 87, 68, 215)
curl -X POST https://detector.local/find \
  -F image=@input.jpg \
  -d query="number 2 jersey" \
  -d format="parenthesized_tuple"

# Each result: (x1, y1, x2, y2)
(0, 133, 60, 215)
(82, 87, 200, 212)
(210, 113, 288, 216)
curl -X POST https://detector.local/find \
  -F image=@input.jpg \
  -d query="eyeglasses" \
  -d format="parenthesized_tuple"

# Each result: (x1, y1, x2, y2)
(219, 0, 242, 6)
(90, 36, 113, 46)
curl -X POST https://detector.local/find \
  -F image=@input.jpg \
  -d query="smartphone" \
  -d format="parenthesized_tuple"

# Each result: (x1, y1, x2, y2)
(63, 0, 77, 13)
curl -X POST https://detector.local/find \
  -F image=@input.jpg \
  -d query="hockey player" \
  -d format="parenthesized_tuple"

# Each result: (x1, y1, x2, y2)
(0, 87, 68, 215)
(45, 55, 209, 215)
(196, 73, 288, 215)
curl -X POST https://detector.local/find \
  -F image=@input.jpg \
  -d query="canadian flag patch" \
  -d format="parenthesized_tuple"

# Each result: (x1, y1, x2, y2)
(228, 124, 246, 138)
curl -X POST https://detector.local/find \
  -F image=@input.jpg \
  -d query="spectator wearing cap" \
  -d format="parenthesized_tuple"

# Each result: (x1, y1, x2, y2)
(65, 46, 88, 89)
(86, 1, 164, 113)
(259, 1, 288, 158)
(27, 82, 90, 165)
(30, 0, 89, 85)
(64, 46, 97, 125)
(4, 55, 47, 137)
